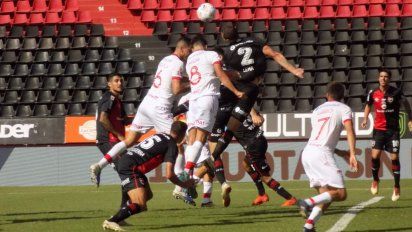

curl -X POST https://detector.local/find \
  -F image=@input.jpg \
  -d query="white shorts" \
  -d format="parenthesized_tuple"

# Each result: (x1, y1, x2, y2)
(301, 145, 345, 189)
(187, 95, 218, 133)
(195, 143, 211, 166)
(130, 96, 173, 134)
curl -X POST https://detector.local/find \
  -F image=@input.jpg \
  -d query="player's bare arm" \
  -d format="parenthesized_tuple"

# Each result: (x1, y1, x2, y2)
(99, 111, 125, 141)
(250, 108, 264, 126)
(343, 119, 358, 171)
(262, 45, 304, 78)
(361, 104, 371, 128)
(172, 78, 190, 95)
(166, 162, 195, 188)
(214, 62, 244, 99)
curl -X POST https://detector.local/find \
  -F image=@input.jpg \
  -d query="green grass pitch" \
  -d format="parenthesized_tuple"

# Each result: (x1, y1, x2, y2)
(1, 179, 412, 232)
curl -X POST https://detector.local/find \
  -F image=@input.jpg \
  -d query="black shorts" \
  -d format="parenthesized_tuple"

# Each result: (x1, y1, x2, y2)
(117, 156, 149, 192)
(232, 81, 259, 121)
(372, 129, 400, 154)
(245, 136, 270, 176)
(97, 142, 120, 172)
(209, 105, 233, 143)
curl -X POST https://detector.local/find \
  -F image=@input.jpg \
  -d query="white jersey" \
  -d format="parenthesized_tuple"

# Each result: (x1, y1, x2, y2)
(307, 101, 353, 151)
(147, 54, 183, 105)
(186, 50, 221, 99)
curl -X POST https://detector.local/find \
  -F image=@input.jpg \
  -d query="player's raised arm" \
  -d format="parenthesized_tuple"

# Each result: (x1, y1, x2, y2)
(262, 45, 304, 79)
(214, 62, 244, 99)
(343, 119, 357, 171)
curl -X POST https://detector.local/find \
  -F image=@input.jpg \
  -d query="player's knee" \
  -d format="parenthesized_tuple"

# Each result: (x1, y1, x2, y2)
(231, 106, 248, 123)
(336, 189, 347, 201)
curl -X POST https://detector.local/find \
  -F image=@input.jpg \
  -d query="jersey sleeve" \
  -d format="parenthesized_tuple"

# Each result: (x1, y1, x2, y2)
(171, 60, 183, 80)
(341, 106, 353, 124)
(164, 140, 178, 164)
(366, 89, 374, 106)
(99, 93, 113, 113)
(252, 37, 266, 47)
(208, 51, 222, 66)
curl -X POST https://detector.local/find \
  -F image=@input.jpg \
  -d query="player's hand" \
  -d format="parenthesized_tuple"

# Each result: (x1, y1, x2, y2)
(349, 155, 358, 172)
(361, 119, 367, 129)
(181, 179, 196, 188)
(293, 68, 305, 79)
(235, 91, 245, 99)
(408, 120, 412, 132)
(252, 114, 264, 126)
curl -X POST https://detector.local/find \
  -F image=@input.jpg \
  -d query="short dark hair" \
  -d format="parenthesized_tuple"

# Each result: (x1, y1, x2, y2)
(221, 23, 238, 41)
(174, 36, 191, 51)
(191, 34, 207, 47)
(107, 73, 122, 82)
(378, 68, 391, 78)
(170, 121, 188, 139)
(326, 81, 345, 101)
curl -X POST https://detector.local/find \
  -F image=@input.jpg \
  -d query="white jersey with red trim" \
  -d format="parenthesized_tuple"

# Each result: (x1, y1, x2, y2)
(307, 101, 353, 151)
(147, 54, 183, 105)
(186, 50, 221, 99)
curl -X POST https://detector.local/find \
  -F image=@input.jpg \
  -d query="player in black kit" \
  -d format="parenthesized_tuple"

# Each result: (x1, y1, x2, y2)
(101, 121, 195, 231)
(210, 24, 305, 195)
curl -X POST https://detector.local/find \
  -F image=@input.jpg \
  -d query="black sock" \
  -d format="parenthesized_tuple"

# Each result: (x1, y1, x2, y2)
(267, 179, 292, 200)
(211, 130, 234, 161)
(372, 158, 380, 182)
(392, 159, 401, 188)
(120, 189, 129, 208)
(247, 170, 265, 195)
(108, 203, 141, 223)
(214, 158, 226, 185)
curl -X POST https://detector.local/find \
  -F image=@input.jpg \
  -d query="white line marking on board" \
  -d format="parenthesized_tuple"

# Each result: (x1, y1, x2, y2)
(326, 196, 384, 232)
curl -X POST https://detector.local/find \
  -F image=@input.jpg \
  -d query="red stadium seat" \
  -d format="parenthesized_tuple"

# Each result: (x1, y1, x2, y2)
(127, 0, 142, 10)
(175, 0, 190, 9)
(256, 0, 272, 7)
(336, 5, 351, 17)
(221, 8, 237, 20)
(402, 4, 412, 16)
(173, 9, 188, 21)
(30, 12, 44, 24)
(157, 10, 173, 21)
(369, 4, 384, 17)
(321, 0, 337, 5)
(254, 7, 270, 19)
(305, 0, 320, 6)
(240, 0, 255, 8)
(289, 0, 304, 6)
(238, 8, 253, 20)
(303, 6, 319, 18)
(143, 0, 158, 9)
(224, 0, 239, 8)
(0, 14, 11, 25)
(16, 0, 31, 13)
(14, 13, 28, 24)
(159, 0, 174, 9)
(32, 0, 48, 12)
(49, 0, 63, 12)
(352, 4, 368, 17)
(65, 0, 79, 11)
(353, 0, 369, 4)
(369, 0, 384, 3)
(1, 1, 15, 13)
(192, 0, 206, 8)
(214, 8, 222, 20)
(210, 0, 224, 8)
(319, 6, 335, 17)
(189, 9, 200, 21)
(44, 11, 60, 23)
(141, 10, 156, 22)
(386, 4, 401, 16)
(270, 7, 286, 19)
(386, 0, 401, 3)
(61, 11, 77, 23)
(338, 0, 353, 5)
(287, 6, 302, 18)
(273, 0, 287, 6)
(77, 10, 92, 23)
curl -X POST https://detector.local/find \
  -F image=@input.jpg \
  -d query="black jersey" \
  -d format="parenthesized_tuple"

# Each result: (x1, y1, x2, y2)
(224, 37, 267, 82)
(125, 133, 178, 174)
(366, 86, 404, 131)
(96, 91, 125, 144)
(234, 116, 264, 148)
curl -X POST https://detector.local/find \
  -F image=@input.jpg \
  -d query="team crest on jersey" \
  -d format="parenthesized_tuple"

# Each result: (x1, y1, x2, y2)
(230, 45, 236, 51)
(387, 97, 394, 103)
(374, 97, 379, 102)
(110, 95, 115, 101)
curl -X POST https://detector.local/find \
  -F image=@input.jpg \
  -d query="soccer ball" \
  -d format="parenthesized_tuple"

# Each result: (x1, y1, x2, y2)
(196, 3, 216, 22)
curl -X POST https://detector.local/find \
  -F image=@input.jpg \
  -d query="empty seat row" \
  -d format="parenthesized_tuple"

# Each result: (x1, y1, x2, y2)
(0, 10, 92, 25)
(1, 0, 80, 13)
(0, 25, 105, 38)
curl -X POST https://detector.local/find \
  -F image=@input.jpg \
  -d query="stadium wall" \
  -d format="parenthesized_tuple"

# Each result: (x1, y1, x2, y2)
(0, 140, 411, 186)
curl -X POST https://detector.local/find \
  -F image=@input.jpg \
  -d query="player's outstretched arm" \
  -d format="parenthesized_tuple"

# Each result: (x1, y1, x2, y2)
(99, 111, 125, 141)
(166, 162, 195, 188)
(262, 45, 304, 78)
(214, 63, 244, 99)
(343, 120, 358, 171)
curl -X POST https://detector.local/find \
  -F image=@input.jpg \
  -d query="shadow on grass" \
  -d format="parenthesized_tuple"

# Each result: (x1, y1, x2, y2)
(1, 215, 101, 225)
(0, 210, 105, 217)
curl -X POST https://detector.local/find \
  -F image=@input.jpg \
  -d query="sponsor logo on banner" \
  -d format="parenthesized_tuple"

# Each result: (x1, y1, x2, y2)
(79, 120, 96, 140)
(0, 118, 64, 145)
(65, 116, 96, 143)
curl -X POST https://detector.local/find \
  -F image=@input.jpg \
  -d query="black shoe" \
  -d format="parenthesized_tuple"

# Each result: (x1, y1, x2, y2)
(303, 227, 316, 232)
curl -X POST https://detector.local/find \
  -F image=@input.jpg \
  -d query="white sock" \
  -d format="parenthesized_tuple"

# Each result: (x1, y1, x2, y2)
(203, 181, 213, 200)
(305, 192, 332, 207)
(304, 206, 323, 229)
(98, 141, 127, 169)
(184, 141, 203, 172)
(174, 153, 185, 175)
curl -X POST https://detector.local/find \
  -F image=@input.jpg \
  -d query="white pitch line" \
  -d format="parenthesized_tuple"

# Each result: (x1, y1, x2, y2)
(326, 196, 384, 232)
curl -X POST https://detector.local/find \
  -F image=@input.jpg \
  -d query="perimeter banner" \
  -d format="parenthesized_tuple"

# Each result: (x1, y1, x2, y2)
(0, 117, 65, 145)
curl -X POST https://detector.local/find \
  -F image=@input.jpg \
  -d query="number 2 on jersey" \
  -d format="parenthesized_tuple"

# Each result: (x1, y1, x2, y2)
(237, 47, 254, 66)
(315, 117, 330, 140)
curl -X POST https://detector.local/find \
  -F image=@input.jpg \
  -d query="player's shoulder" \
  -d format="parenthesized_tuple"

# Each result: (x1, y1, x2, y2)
(164, 54, 183, 64)
(367, 87, 379, 95)
(100, 91, 113, 102)
(388, 85, 402, 95)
